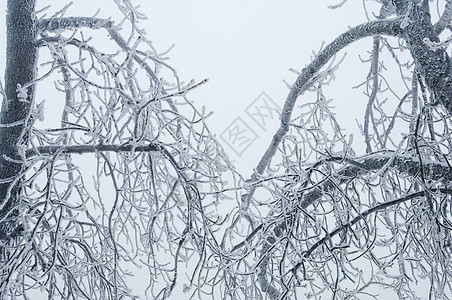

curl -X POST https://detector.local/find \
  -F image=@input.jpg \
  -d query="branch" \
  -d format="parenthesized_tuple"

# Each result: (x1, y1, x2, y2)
(25, 143, 159, 158)
(243, 18, 403, 207)
(398, 3, 452, 114)
(232, 151, 451, 251)
(106, 29, 160, 84)
(364, 35, 381, 153)
(300, 151, 452, 209)
(37, 17, 114, 31)
(35, 20, 160, 84)
(245, 150, 452, 298)
(292, 188, 452, 272)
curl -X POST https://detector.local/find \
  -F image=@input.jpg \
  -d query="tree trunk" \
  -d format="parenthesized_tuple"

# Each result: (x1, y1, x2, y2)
(0, 0, 37, 240)
(395, 0, 452, 113)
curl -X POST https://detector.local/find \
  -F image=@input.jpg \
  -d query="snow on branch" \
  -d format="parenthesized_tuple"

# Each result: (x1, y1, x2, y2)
(243, 18, 403, 206)
(300, 151, 452, 209)
(25, 143, 159, 158)
(38, 17, 114, 31)
(434, 0, 452, 34)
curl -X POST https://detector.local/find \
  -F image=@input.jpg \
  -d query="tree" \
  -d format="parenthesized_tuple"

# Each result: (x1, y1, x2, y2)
(1, 0, 452, 299)
(0, 1, 236, 299)
(223, 0, 452, 299)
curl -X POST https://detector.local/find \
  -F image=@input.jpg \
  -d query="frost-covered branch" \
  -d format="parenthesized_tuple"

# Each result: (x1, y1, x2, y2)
(37, 17, 114, 31)
(1, 2, 236, 299)
(283, 187, 452, 293)
(434, 0, 452, 34)
(396, 1, 452, 113)
(4, 1, 452, 299)
(243, 18, 403, 206)
(25, 143, 159, 158)
(300, 151, 452, 209)
(364, 36, 381, 153)
(222, 2, 452, 299)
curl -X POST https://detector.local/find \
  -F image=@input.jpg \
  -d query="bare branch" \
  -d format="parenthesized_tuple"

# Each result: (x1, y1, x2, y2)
(25, 143, 159, 158)
(434, 0, 452, 34)
(397, 2, 452, 113)
(37, 17, 114, 31)
(243, 18, 403, 207)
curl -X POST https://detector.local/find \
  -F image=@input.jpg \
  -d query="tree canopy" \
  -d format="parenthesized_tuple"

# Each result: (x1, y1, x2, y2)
(1, 0, 452, 299)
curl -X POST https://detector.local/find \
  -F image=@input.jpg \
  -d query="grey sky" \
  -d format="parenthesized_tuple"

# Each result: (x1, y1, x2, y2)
(1, 1, 367, 176)
(0, 1, 438, 298)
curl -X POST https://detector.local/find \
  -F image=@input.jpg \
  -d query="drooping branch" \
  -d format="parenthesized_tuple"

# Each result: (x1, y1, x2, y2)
(300, 151, 452, 209)
(290, 187, 452, 278)
(253, 150, 452, 299)
(243, 18, 403, 207)
(235, 2, 452, 299)
(1, 2, 237, 299)
(232, 150, 452, 254)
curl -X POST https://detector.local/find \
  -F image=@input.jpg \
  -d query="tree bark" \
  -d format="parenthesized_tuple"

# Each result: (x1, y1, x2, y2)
(0, 0, 37, 239)
(395, 0, 452, 113)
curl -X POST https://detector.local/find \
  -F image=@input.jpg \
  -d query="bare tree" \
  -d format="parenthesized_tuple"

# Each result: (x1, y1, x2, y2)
(0, 1, 238, 299)
(2, 0, 452, 299)
(214, 0, 452, 299)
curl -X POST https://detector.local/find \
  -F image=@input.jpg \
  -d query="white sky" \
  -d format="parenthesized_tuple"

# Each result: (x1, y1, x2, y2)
(0, 2, 390, 298)
(1, 1, 371, 177)
(144, 1, 368, 175)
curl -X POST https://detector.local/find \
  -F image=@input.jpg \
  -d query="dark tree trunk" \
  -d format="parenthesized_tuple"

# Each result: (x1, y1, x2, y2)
(394, 0, 452, 113)
(0, 0, 37, 239)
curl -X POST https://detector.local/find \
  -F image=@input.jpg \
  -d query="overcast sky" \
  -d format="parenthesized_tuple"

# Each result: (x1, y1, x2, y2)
(0, 1, 421, 298)
(144, 1, 367, 175)
(0, 1, 372, 176)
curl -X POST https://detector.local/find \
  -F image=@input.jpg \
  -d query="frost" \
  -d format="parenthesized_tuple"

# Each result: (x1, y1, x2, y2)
(3, 1, 452, 300)
(423, 36, 452, 51)
(16, 84, 29, 103)
(32, 100, 46, 122)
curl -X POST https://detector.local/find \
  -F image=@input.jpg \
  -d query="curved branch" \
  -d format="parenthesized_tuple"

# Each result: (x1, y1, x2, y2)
(233, 151, 452, 251)
(243, 18, 403, 207)
(252, 151, 452, 299)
